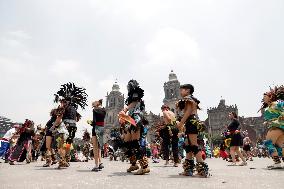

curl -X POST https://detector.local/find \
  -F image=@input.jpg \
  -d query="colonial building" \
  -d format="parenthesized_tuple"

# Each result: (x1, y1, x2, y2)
(145, 112, 162, 142)
(207, 99, 265, 144)
(207, 99, 238, 138)
(103, 81, 125, 142)
(163, 70, 181, 113)
(239, 114, 266, 143)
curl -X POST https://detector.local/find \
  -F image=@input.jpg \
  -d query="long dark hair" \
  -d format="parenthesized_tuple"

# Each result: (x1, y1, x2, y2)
(230, 112, 238, 119)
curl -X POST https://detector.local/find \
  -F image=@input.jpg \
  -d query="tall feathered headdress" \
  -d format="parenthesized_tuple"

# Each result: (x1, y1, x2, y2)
(54, 82, 88, 110)
(259, 85, 284, 112)
(125, 79, 144, 105)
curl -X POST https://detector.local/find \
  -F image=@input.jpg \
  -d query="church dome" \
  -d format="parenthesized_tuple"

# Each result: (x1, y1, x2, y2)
(169, 70, 177, 81)
(112, 81, 120, 91)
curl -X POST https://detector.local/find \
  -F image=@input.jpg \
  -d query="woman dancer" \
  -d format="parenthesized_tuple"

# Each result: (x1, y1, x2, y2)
(261, 86, 284, 169)
(227, 112, 247, 166)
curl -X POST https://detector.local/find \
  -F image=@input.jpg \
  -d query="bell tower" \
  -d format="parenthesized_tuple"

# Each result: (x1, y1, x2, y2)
(163, 70, 181, 113)
(105, 80, 124, 128)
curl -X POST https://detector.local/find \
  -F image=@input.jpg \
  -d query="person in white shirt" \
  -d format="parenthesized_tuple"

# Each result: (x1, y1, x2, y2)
(0, 125, 20, 162)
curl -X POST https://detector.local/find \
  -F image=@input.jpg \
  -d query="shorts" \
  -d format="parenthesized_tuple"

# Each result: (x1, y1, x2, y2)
(92, 126, 104, 148)
(185, 117, 198, 135)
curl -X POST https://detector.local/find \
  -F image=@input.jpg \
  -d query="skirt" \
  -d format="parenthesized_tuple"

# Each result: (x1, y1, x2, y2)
(230, 133, 243, 147)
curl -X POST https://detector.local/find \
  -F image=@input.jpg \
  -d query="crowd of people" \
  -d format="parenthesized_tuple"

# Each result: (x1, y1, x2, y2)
(0, 82, 283, 178)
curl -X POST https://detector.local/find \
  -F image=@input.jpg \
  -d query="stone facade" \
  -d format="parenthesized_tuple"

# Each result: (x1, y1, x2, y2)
(103, 81, 125, 143)
(145, 112, 162, 142)
(239, 114, 266, 143)
(207, 99, 238, 137)
(207, 99, 265, 143)
(163, 70, 181, 113)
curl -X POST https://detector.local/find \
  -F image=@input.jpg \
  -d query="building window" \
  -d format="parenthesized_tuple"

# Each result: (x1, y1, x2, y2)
(170, 89, 174, 97)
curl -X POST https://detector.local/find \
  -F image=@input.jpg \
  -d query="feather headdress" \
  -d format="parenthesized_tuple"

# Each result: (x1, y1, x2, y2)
(125, 79, 144, 105)
(259, 85, 284, 112)
(54, 82, 88, 110)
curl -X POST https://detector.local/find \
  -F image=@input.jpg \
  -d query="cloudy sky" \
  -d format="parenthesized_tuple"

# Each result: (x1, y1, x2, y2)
(0, 0, 283, 135)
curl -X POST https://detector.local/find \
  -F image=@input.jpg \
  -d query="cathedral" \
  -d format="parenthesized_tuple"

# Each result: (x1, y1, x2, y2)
(207, 99, 238, 138)
(103, 81, 125, 142)
(207, 99, 266, 144)
(163, 70, 181, 113)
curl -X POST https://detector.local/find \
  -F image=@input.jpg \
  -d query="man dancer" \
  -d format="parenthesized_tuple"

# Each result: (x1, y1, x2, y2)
(53, 82, 88, 168)
(160, 105, 179, 167)
(176, 84, 209, 177)
(0, 125, 20, 163)
(119, 80, 150, 175)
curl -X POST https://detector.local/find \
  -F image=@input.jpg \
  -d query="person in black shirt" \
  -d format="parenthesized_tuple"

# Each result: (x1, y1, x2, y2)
(91, 99, 106, 172)
(62, 101, 79, 163)
(227, 112, 247, 166)
(52, 82, 88, 169)
(42, 109, 58, 167)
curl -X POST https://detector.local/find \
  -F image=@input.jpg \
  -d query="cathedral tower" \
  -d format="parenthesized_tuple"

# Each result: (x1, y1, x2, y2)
(163, 70, 181, 113)
(105, 81, 125, 129)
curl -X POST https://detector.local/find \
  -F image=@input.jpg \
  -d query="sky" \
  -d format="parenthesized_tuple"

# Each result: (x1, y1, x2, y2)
(0, 0, 283, 136)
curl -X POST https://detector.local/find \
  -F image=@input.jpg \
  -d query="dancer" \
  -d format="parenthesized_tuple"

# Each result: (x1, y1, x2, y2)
(204, 142, 212, 159)
(227, 112, 247, 166)
(82, 130, 91, 162)
(53, 82, 88, 168)
(151, 142, 159, 163)
(90, 99, 106, 172)
(0, 125, 20, 163)
(9, 120, 35, 165)
(260, 86, 284, 169)
(243, 131, 253, 161)
(160, 105, 179, 167)
(43, 109, 58, 167)
(176, 84, 209, 177)
(219, 141, 229, 161)
(32, 125, 44, 161)
(119, 80, 150, 175)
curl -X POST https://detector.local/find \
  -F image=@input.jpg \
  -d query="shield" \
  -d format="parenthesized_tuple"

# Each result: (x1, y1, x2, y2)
(118, 114, 136, 126)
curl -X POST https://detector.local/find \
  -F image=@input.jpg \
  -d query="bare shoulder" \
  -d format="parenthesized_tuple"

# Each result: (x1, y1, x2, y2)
(185, 99, 196, 108)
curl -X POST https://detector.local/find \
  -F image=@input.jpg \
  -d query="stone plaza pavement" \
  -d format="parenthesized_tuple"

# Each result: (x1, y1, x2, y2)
(0, 158, 283, 189)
